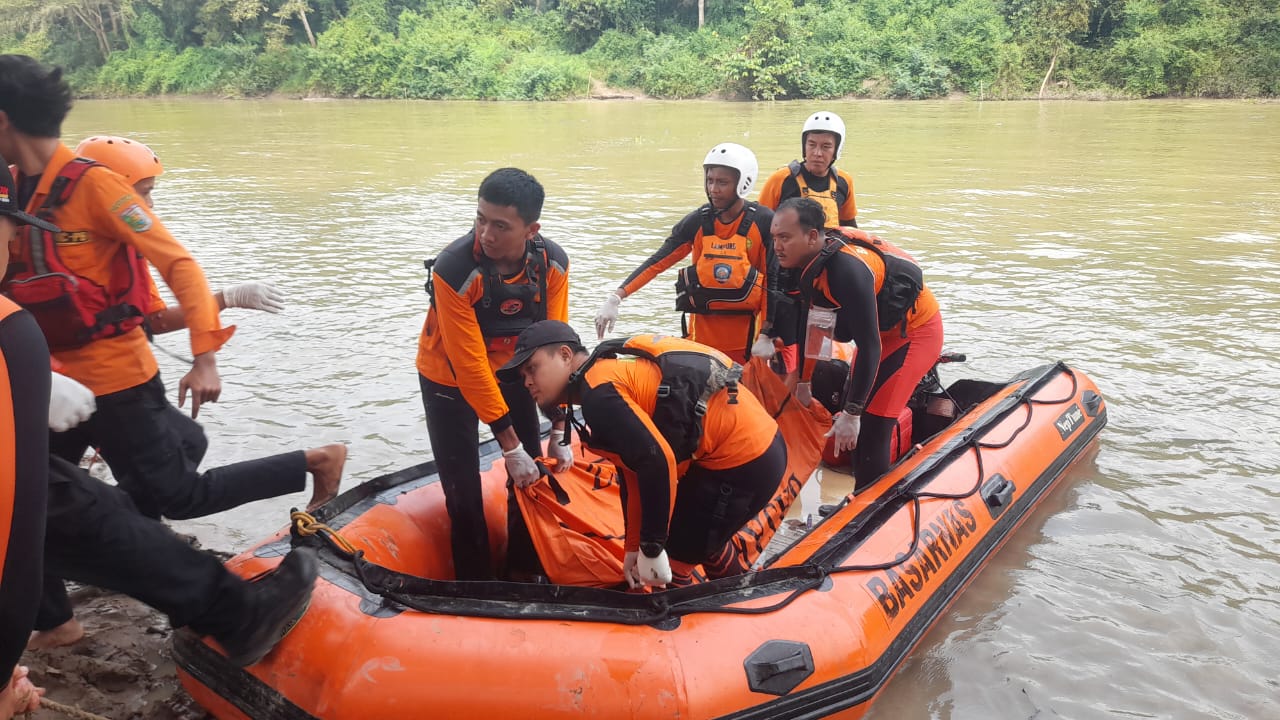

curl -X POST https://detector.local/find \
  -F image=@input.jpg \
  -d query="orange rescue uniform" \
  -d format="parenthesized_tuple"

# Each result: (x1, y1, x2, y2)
(9, 144, 232, 396)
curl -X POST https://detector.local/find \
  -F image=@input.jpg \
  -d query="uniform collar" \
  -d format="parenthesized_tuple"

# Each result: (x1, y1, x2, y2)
(23, 142, 78, 213)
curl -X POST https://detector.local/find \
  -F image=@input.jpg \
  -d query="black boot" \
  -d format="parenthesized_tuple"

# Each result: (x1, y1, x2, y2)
(216, 547, 318, 667)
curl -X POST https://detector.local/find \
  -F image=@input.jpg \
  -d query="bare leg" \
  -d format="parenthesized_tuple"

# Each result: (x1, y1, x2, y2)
(305, 443, 347, 511)
(25, 618, 84, 651)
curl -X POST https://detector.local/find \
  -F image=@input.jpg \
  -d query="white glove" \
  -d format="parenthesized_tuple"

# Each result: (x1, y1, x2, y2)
(503, 445, 541, 488)
(751, 333, 776, 358)
(594, 293, 622, 340)
(794, 381, 813, 407)
(221, 282, 284, 313)
(825, 412, 861, 454)
(546, 429, 574, 473)
(49, 373, 96, 432)
(636, 549, 672, 588)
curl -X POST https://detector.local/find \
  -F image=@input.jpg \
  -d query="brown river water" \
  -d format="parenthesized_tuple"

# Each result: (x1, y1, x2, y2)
(63, 98, 1279, 719)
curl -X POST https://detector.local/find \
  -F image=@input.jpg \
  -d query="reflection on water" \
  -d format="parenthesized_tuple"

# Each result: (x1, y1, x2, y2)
(64, 99, 1280, 719)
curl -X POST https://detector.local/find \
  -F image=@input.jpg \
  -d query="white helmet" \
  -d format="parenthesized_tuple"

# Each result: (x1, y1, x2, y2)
(703, 142, 759, 199)
(802, 111, 846, 160)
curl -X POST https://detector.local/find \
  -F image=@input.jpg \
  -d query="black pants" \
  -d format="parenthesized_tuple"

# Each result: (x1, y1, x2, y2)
(39, 373, 307, 630)
(853, 413, 898, 492)
(38, 457, 250, 641)
(0, 310, 50, 674)
(419, 374, 542, 581)
(666, 431, 788, 566)
(49, 374, 306, 520)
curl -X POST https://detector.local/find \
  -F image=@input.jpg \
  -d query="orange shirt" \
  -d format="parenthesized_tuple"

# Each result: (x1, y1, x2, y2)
(16, 144, 231, 396)
(416, 235, 569, 427)
(579, 356, 776, 552)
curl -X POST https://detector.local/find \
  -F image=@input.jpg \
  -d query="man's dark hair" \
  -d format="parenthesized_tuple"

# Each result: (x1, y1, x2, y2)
(0, 55, 74, 138)
(479, 167, 545, 225)
(777, 197, 827, 232)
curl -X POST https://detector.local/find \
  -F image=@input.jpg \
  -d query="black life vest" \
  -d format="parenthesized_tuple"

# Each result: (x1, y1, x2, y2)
(568, 335, 742, 464)
(673, 204, 764, 316)
(1, 158, 151, 352)
(800, 228, 924, 337)
(424, 233, 549, 353)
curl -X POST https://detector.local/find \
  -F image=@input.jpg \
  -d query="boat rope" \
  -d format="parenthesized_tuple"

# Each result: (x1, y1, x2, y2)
(291, 511, 359, 556)
(29, 697, 112, 720)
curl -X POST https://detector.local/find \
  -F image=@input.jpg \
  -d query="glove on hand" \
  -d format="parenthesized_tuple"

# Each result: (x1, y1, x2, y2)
(546, 429, 574, 472)
(503, 445, 541, 488)
(751, 333, 776, 359)
(49, 373, 96, 432)
(825, 411, 861, 454)
(221, 282, 284, 313)
(594, 293, 622, 340)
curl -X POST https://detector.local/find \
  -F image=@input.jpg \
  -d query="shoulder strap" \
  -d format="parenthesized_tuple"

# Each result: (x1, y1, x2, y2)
(799, 237, 845, 297)
(787, 160, 803, 178)
(698, 204, 716, 239)
(734, 203, 756, 238)
(834, 170, 850, 202)
(38, 158, 99, 217)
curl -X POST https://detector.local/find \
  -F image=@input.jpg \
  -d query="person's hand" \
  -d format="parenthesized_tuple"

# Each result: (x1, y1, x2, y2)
(594, 293, 622, 340)
(636, 549, 672, 588)
(1, 665, 44, 717)
(623, 551, 641, 588)
(179, 352, 221, 419)
(794, 381, 813, 408)
(503, 445, 541, 488)
(49, 373, 95, 432)
(546, 429, 574, 473)
(751, 333, 776, 359)
(221, 281, 284, 313)
(826, 412, 861, 454)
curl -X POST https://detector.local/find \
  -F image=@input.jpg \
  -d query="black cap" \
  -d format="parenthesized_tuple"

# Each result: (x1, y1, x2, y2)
(496, 320, 582, 383)
(0, 156, 60, 233)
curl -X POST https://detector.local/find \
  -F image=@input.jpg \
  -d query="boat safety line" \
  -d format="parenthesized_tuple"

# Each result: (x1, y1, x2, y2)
(291, 510, 359, 556)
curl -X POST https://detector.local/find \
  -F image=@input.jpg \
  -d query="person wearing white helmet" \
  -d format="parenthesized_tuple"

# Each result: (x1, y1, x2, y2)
(757, 111, 858, 229)
(594, 142, 778, 362)
(755, 111, 859, 374)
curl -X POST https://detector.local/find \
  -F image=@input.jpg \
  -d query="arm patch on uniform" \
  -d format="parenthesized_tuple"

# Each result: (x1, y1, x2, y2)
(119, 204, 153, 232)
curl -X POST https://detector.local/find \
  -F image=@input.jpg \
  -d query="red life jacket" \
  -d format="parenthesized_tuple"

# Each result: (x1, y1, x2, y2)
(1, 159, 151, 352)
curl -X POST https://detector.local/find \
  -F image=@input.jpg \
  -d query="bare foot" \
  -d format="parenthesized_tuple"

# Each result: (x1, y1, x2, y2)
(0, 665, 43, 718)
(27, 618, 84, 651)
(304, 443, 347, 511)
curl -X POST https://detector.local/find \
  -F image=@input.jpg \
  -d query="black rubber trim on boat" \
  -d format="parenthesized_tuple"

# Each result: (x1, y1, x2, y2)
(312, 363, 1086, 624)
(171, 630, 318, 720)
(709, 405, 1107, 720)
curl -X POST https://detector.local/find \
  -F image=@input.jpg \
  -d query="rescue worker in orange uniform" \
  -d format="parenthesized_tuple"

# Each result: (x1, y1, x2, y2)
(0, 158, 318, 708)
(771, 197, 944, 491)
(0, 157, 54, 720)
(498, 321, 787, 588)
(417, 168, 571, 581)
(74, 135, 286, 333)
(0, 55, 345, 649)
(755, 111, 859, 373)
(594, 143, 777, 362)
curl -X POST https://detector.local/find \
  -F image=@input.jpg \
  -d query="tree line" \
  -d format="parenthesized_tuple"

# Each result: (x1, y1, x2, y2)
(2, 0, 1276, 100)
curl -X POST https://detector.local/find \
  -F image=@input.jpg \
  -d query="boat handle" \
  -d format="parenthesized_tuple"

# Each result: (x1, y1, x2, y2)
(758, 651, 809, 675)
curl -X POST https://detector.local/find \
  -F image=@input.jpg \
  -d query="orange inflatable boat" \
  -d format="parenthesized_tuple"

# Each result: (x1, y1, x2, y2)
(174, 360, 1106, 719)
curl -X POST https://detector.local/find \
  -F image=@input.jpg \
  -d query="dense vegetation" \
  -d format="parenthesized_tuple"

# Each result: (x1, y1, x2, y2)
(3, 0, 1277, 100)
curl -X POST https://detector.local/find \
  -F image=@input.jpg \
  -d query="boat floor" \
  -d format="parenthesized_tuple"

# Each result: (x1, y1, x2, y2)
(759, 464, 856, 567)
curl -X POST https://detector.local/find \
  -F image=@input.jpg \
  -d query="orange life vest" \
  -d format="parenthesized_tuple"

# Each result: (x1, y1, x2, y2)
(788, 161, 850, 228)
(674, 205, 765, 317)
(1, 159, 151, 351)
(569, 335, 742, 464)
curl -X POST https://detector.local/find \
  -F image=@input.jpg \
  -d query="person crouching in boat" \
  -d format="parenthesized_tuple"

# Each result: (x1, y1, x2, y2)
(771, 198, 944, 492)
(498, 321, 787, 589)
(74, 135, 286, 335)
(594, 143, 777, 364)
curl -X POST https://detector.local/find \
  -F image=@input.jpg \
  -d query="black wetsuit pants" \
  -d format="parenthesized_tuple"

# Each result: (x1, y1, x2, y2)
(666, 431, 788, 568)
(0, 309, 49, 675)
(40, 457, 252, 641)
(38, 373, 307, 631)
(419, 375, 543, 581)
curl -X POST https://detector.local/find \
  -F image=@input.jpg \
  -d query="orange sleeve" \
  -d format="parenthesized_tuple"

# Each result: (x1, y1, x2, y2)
(547, 259, 569, 324)
(756, 167, 788, 211)
(838, 169, 858, 223)
(434, 273, 511, 428)
(617, 212, 699, 298)
(87, 172, 231, 356)
(145, 271, 167, 314)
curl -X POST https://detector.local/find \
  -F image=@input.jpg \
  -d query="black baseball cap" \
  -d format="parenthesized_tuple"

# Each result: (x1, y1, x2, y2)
(496, 320, 583, 383)
(0, 156, 59, 232)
